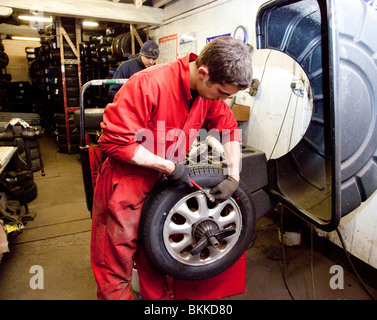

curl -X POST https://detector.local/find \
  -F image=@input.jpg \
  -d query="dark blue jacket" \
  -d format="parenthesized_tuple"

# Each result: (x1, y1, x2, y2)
(108, 56, 145, 101)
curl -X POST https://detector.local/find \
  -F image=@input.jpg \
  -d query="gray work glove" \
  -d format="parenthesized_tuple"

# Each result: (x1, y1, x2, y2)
(166, 163, 193, 187)
(210, 176, 239, 201)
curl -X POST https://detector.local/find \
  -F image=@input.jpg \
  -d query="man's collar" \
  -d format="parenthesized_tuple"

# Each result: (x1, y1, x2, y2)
(182, 53, 198, 100)
(137, 55, 146, 68)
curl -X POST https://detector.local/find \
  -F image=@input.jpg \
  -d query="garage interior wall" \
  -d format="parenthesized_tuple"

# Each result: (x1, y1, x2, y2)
(149, 0, 377, 269)
(3, 39, 40, 82)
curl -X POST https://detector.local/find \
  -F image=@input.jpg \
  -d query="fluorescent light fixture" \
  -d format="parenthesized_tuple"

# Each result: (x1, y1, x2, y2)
(0, 7, 13, 18)
(83, 21, 98, 27)
(11, 36, 40, 41)
(18, 15, 53, 22)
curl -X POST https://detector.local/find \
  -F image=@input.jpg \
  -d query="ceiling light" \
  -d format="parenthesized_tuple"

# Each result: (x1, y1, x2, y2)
(11, 36, 40, 41)
(18, 15, 53, 22)
(83, 21, 98, 27)
(0, 7, 13, 18)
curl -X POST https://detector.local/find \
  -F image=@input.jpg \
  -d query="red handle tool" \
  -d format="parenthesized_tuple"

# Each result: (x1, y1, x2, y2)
(189, 178, 215, 203)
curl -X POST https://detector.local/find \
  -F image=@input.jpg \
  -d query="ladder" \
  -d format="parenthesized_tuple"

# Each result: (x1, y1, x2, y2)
(57, 17, 82, 154)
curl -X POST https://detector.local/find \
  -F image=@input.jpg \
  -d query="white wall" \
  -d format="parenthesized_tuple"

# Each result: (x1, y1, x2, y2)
(151, 0, 377, 269)
(3, 39, 40, 83)
(318, 191, 377, 269)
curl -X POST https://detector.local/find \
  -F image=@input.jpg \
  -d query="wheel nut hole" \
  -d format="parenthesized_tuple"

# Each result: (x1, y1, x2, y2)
(172, 213, 186, 225)
(220, 204, 233, 217)
(169, 233, 184, 243)
(186, 197, 199, 212)
(200, 247, 210, 260)
(180, 245, 193, 259)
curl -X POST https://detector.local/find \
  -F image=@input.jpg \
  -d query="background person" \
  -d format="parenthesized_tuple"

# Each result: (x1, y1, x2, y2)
(108, 39, 160, 101)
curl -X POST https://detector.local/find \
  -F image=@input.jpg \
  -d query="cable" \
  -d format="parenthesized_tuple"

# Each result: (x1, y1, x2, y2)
(280, 205, 316, 300)
(269, 90, 293, 160)
(249, 50, 272, 115)
(310, 225, 316, 300)
(247, 232, 257, 250)
(287, 92, 300, 151)
(279, 205, 295, 300)
(278, 208, 375, 300)
(259, 50, 272, 85)
(335, 228, 376, 300)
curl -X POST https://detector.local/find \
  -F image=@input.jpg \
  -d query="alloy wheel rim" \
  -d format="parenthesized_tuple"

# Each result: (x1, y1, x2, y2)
(163, 190, 242, 266)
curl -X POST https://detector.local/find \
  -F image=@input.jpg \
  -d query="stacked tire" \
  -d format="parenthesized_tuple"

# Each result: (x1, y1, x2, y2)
(25, 21, 150, 154)
(9, 81, 32, 112)
(54, 113, 80, 154)
(28, 37, 55, 133)
(111, 30, 147, 61)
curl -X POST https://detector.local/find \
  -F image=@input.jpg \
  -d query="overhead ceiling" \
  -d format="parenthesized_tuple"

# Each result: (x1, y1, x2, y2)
(0, 0, 175, 38)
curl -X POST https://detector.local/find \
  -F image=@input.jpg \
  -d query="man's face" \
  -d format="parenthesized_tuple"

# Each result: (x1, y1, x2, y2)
(198, 78, 239, 102)
(141, 55, 158, 68)
(196, 66, 239, 102)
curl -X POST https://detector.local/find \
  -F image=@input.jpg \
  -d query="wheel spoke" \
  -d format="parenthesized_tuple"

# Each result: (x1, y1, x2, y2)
(208, 246, 223, 259)
(166, 221, 192, 235)
(209, 201, 229, 221)
(195, 193, 209, 217)
(217, 209, 239, 229)
(174, 202, 200, 225)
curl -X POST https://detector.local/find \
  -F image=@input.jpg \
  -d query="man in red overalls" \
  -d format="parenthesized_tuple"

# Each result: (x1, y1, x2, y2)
(91, 36, 253, 300)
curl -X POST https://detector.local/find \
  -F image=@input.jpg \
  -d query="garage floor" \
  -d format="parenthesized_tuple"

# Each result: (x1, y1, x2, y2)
(0, 134, 376, 300)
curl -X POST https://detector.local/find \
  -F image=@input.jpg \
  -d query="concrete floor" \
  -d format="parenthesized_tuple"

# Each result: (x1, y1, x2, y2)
(0, 134, 376, 300)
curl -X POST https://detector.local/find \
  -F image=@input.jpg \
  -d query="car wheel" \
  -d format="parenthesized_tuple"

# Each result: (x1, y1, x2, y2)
(140, 165, 256, 280)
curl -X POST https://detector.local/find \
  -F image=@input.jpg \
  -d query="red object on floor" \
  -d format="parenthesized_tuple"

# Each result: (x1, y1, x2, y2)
(172, 252, 247, 300)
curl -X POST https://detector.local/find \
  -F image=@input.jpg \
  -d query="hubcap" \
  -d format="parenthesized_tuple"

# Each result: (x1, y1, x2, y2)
(163, 190, 242, 266)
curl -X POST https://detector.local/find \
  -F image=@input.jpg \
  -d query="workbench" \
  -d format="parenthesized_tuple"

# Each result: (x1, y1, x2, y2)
(0, 146, 17, 174)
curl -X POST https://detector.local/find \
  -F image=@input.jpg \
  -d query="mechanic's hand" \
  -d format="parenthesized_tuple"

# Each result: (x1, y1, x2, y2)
(210, 176, 239, 201)
(166, 163, 193, 187)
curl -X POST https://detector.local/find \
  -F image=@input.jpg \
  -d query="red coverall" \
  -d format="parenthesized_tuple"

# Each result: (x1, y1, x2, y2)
(91, 53, 241, 300)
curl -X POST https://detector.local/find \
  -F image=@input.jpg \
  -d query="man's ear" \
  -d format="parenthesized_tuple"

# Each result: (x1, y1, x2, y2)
(198, 66, 209, 80)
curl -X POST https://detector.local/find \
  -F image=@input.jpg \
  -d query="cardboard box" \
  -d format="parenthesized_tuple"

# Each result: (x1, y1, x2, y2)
(231, 104, 250, 121)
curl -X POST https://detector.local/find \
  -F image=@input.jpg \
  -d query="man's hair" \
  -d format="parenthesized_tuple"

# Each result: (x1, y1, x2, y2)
(196, 36, 253, 90)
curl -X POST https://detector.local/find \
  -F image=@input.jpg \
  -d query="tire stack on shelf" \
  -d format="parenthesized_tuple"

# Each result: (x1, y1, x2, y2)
(27, 38, 53, 132)
(0, 40, 10, 103)
(81, 35, 113, 109)
(8, 81, 32, 113)
(0, 42, 11, 111)
(54, 112, 79, 154)
(27, 42, 51, 119)
(26, 21, 149, 154)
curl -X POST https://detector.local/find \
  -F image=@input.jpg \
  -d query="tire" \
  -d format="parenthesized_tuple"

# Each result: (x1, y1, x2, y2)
(56, 123, 76, 134)
(56, 143, 80, 154)
(73, 108, 104, 129)
(112, 31, 147, 61)
(56, 133, 80, 144)
(24, 181, 38, 203)
(140, 165, 256, 280)
(0, 52, 9, 68)
(65, 65, 78, 76)
(54, 113, 74, 124)
(29, 148, 40, 159)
